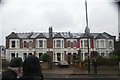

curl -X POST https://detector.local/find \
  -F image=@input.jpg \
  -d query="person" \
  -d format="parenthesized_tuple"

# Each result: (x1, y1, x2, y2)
(19, 56, 44, 80)
(1, 57, 22, 80)
(93, 59, 98, 73)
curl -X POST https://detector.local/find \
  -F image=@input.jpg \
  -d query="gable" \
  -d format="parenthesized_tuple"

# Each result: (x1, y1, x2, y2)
(95, 33, 106, 39)
(6, 32, 20, 39)
(36, 33, 47, 38)
(53, 33, 64, 38)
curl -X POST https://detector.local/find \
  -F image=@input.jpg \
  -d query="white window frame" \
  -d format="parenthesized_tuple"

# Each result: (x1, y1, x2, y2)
(23, 39, 33, 48)
(108, 40, 113, 48)
(67, 40, 71, 48)
(36, 39, 47, 48)
(10, 39, 20, 48)
(56, 40, 61, 47)
(96, 40, 99, 48)
(23, 40, 27, 48)
(29, 40, 33, 48)
(80, 39, 90, 48)
(73, 40, 77, 48)
(81, 40, 83, 48)
(96, 39, 105, 48)
(53, 39, 64, 48)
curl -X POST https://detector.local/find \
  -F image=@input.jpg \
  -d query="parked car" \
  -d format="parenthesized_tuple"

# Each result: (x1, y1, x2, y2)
(58, 61, 69, 67)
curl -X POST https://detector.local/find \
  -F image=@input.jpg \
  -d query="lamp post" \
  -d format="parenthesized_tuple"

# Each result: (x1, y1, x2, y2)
(87, 34, 90, 74)
(85, 0, 90, 74)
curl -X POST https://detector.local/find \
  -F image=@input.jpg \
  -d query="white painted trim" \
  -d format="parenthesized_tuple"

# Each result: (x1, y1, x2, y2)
(53, 39, 64, 48)
(10, 39, 20, 49)
(36, 39, 47, 48)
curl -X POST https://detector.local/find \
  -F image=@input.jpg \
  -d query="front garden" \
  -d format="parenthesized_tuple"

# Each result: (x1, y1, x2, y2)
(72, 50, 120, 70)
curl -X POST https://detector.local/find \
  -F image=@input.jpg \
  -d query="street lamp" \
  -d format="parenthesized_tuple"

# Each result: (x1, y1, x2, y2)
(85, 0, 90, 74)
(87, 34, 90, 74)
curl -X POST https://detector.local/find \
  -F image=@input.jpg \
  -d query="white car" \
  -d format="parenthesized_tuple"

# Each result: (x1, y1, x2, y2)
(58, 61, 69, 67)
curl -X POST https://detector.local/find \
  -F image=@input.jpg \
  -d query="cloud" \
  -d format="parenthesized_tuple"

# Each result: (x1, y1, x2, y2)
(0, 0, 119, 45)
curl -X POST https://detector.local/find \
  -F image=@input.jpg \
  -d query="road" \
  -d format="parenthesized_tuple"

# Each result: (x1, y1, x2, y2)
(43, 74, 120, 80)
(0, 65, 120, 80)
(0, 72, 120, 80)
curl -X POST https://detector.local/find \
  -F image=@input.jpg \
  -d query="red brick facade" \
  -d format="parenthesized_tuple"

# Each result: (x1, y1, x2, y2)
(47, 39, 53, 48)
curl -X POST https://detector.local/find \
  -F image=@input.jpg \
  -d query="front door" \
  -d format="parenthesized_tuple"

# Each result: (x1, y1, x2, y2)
(68, 53, 71, 64)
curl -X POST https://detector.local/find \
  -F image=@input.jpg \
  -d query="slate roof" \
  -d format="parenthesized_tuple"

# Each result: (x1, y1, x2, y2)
(6, 32, 114, 39)
(6, 32, 20, 39)
(95, 33, 106, 39)
(53, 33, 64, 38)
(80, 33, 93, 39)
(36, 33, 47, 38)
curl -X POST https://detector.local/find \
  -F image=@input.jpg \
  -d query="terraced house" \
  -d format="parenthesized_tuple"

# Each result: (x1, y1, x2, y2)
(6, 27, 115, 64)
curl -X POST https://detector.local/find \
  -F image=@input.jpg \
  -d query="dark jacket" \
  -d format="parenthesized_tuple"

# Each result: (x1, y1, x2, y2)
(19, 56, 44, 80)
(1, 69, 18, 80)
(93, 60, 97, 68)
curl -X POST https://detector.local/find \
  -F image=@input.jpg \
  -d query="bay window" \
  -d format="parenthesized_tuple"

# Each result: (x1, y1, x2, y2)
(23, 41, 27, 48)
(73, 40, 77, 47)
(96, 39, 105, 48)
(67, 40, 71, 47)
(39, 40, 43, 47)
(36, 39, 46, 48)
(11, 41, 15, 48)
(109, 41, 112, 48)
(54, 39, 64, 48)
(56, 40, 61, 47)
(29, 41, 33, 48)
(80, 39, 89, 48)
(10, 39, 20, 48)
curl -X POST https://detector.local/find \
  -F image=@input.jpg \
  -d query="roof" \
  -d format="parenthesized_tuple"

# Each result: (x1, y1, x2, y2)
(36, 33, 47, 38)
(6, 32, 20, 39)
(53, 33, 64, 38)
(6, 32, 114, 39)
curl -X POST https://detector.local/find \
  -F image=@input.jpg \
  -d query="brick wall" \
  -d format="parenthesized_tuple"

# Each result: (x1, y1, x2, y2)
(33, 39, 36, 48)
(64, 39, 67, 48)
(20, 39, 23, 48)
(6, 39, 9, 49)
(47, 39, 53, 48)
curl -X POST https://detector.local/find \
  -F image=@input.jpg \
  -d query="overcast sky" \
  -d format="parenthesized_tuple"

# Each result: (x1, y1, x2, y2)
(0, 0, 119, 46)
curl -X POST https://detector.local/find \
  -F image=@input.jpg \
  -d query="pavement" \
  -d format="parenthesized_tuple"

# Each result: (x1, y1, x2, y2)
(42, 65, 120, 74)
(42, 65, 120, 80)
